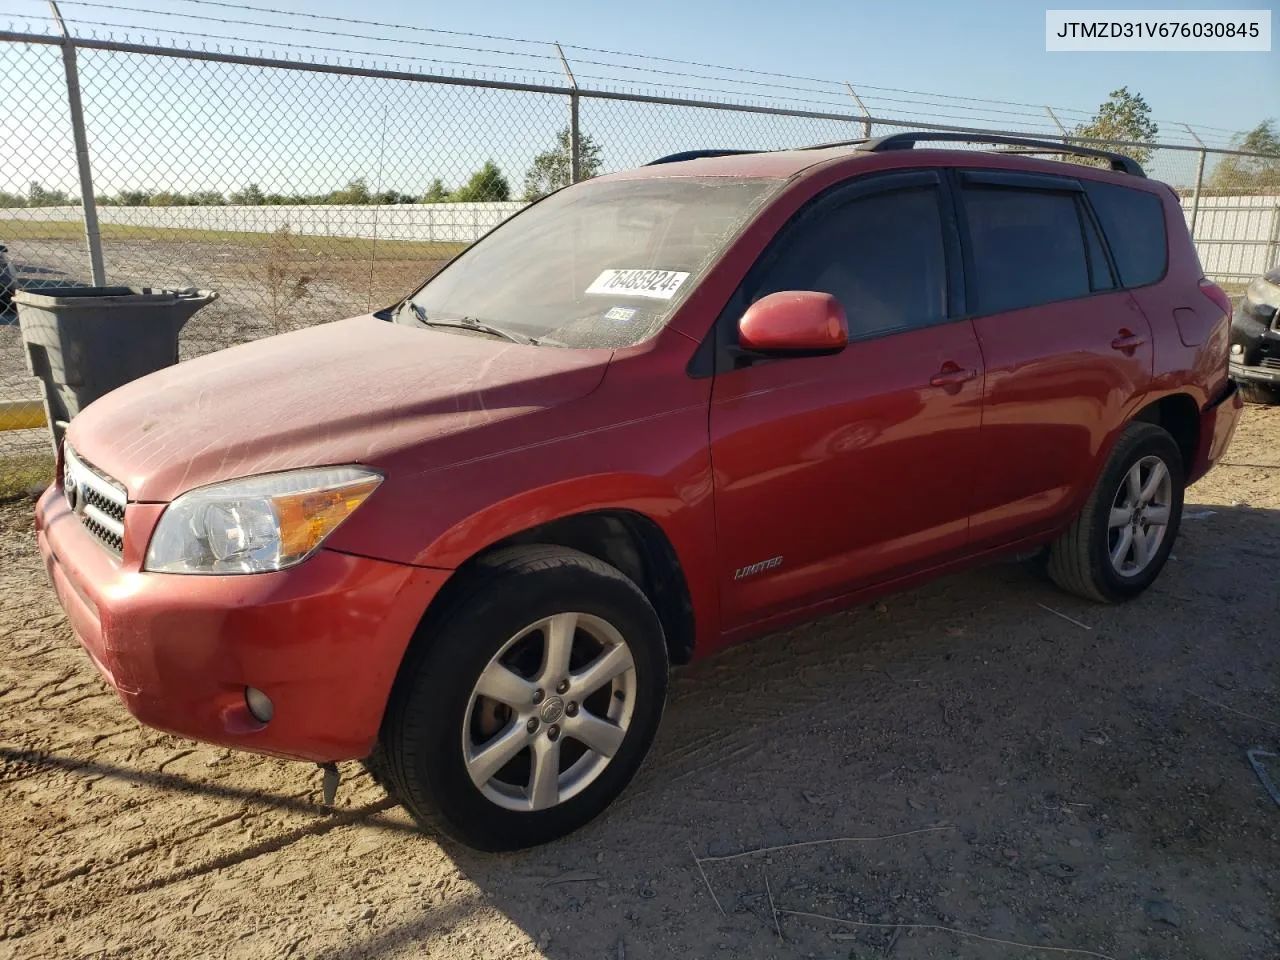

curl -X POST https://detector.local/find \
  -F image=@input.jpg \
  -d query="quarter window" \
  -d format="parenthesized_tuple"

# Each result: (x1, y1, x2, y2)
(962, 186, 1091, 314)
(1083, 181, 1168, 288)
(749, 186, 948, 340)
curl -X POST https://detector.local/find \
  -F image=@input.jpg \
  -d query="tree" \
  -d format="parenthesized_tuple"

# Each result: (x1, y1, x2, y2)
(450, 161, 510, 202)
(522, 128, 603, 201)
(190, 190, 227, 206)
(327, 179, 372, 205)
(1073, 87, 1158, 167)
(421, 178, 450, 203)
(0, 191, 25, 208)
(1208, 120, 1280, 194)
(113, 189, 151, 207)
(27, 182, 71, 207)
(230, 183, 265, 205)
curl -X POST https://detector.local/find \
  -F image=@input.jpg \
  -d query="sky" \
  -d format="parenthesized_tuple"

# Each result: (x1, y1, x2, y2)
(0, 0, 1277, 196)
(280, 0, 1278, 138)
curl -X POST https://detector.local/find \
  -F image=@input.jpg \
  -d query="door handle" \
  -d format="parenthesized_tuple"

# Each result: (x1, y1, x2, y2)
(929, 365, 978, 388)
(1111, 331, 1147, 352)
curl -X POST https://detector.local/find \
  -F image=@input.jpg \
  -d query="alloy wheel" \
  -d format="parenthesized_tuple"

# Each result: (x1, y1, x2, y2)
(461, 612, 637, 812)
(1106, 454, 1173, 577)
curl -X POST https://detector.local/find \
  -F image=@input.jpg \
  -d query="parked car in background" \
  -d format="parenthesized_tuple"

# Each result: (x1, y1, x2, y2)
(35, 133, 1241, 851)
(1229, 264, 1280, 403)
(0, 244, 15, 311)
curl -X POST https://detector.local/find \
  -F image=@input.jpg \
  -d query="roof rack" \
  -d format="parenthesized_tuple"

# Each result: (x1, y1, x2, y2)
(645, 149, 760, 165)
(644, 132, 1145, 177)
(853, 132, 1145, 177)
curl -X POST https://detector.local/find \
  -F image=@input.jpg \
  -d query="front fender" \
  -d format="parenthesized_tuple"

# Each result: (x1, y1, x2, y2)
(401, 472, 721, 657)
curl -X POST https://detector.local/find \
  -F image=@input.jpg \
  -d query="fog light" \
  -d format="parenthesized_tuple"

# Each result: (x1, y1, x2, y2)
(245, 686, 274, 723)
(1231, 343, 1244, 356)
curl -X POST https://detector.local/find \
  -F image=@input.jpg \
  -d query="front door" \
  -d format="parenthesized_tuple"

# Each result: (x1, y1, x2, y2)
(709, 172, 985, 631)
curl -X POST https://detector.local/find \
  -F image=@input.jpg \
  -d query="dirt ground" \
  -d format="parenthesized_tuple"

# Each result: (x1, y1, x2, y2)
(1, 408, 1278, 960)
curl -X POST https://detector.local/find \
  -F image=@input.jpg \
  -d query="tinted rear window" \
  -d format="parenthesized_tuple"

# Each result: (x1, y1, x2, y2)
(1083, 181, 1168, 288)
(962, 186, 1091, 314)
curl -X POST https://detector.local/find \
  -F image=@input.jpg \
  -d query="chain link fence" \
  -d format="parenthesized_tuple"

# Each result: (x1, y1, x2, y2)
(2, 27, 1278, 492)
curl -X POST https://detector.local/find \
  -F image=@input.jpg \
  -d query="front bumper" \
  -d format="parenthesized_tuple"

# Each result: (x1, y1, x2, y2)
(35, 484, 449, 762)
(1229, 360, 1280, 385)
(1229, 300, 1280, 384)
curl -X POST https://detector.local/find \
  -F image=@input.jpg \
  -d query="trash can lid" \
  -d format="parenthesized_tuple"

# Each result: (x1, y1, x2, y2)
(13, 286, 217, 308)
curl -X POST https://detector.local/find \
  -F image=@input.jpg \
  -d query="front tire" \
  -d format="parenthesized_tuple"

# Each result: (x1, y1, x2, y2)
(380, 545, 668, 851)
(1047, 422, 1184, 603)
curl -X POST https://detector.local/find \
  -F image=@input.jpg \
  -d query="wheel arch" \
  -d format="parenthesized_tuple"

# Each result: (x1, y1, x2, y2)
(1131, 391, 1200, 478)
(409, 488, 710, 668)
(472, 509, 699, 665)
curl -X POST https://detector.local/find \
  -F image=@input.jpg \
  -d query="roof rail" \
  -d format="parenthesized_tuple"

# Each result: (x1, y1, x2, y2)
(646, 149, 759, 166)
(854, 132, 1145, 176)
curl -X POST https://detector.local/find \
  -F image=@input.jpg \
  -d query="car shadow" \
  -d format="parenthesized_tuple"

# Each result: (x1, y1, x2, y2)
(319, 500, 1280, 959)
(11, 501, 1279, 958)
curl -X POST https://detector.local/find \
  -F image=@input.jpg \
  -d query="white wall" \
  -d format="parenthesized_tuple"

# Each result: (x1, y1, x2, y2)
(1179, 194, 1280, 282)
(15, 202, 529, 244)
(14, 195, 1280, 281)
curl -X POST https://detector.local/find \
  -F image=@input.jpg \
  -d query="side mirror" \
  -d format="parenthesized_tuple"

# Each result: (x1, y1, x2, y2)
(737, 291, 848, 357)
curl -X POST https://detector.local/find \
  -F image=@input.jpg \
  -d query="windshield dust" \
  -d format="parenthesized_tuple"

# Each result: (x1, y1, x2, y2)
(400, 176, 779, 348)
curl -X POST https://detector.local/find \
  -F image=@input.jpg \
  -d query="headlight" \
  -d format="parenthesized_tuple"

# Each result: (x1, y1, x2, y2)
(1245, 276, 1280, 312)
(144, 466, 382, 574)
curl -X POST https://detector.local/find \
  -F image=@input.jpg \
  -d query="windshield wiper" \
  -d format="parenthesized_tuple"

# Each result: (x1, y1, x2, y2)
(399, 300, 537, 345)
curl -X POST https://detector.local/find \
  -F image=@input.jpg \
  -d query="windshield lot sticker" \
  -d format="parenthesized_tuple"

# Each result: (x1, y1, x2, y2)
(603, 306, 637, 322)
(587, 269, 690, 300)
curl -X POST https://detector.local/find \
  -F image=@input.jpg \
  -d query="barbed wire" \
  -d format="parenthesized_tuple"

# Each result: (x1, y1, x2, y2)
(36, 15, 570, 80)
(28, 0, 1250, 145)
(60, 1, 559, 66)
(55, 0, 1063, 120)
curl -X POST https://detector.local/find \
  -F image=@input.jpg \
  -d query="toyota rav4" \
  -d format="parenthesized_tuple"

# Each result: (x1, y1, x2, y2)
(35, 133, 1242, 850)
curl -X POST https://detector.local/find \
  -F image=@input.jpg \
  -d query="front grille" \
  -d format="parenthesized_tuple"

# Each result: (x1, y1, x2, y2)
(63, 445, 127, 556)
(1261, 357, 1280, 371)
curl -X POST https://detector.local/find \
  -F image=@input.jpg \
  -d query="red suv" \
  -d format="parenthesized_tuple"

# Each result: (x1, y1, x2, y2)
(35, 133, 1242, 850)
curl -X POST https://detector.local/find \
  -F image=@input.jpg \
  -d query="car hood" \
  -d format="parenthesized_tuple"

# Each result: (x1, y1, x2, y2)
(68, 314, 613, 502)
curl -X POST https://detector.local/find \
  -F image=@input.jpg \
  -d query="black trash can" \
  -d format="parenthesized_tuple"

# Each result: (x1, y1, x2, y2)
(15, 286, 217, 451)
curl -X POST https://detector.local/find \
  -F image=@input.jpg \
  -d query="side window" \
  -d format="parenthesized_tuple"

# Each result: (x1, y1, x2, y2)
(1083, 181, 1168, 288)
(749, 186, 948, 340)
(961, 186, 1091, 314)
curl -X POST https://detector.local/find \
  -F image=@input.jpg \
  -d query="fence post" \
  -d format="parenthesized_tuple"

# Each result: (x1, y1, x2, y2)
(844, 83, 871, 139)
(49, 0, 105, 286)
(1184, 124, 1206, 242)
(554, 43, 580, 183)
(1045, 106, 1070, 162)
(1267, 205, 1280, 275)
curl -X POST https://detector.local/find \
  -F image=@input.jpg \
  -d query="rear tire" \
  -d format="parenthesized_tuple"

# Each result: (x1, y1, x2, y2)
(379, 545, 668, 851)
(1237, 381, 1280, 405)
(1047, 422, 1184, 604)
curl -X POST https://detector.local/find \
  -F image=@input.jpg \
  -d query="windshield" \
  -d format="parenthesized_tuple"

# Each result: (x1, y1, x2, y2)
(403, 176, 779, 348)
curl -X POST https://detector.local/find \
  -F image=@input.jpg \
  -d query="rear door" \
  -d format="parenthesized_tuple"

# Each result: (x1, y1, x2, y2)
(956, 170, 1154, 549)
(709, 171, 985, 631)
